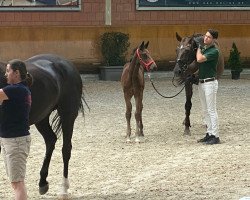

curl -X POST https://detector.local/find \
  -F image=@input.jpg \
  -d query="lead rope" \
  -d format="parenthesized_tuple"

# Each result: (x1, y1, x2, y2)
(147, 73, 185, 98)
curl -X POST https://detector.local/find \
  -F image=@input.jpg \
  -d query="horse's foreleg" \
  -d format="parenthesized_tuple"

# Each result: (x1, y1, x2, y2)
(134, 94, 143, 142)
(35, 117, 57, 195)
(183, 83, 193, 135)
(124, 94, 132, 142)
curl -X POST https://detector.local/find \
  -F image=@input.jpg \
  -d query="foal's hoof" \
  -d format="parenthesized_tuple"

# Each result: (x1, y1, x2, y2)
(58, 193, 69, 200)
(126, 137, 131, 143)
(183, 129, 191, 136)
(39, 184, 49, 195)
(135, 138, 141, 143)
(135, 137, 143, 143)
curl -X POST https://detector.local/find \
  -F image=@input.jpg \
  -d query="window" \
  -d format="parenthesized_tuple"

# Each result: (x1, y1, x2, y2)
(136, 0, 250, 10)
(0, 0, 81, 11)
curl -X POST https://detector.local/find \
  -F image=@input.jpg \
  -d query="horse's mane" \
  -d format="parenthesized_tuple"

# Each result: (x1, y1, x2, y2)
(214, 40, 225, 78)
(129, 47, 137, 62)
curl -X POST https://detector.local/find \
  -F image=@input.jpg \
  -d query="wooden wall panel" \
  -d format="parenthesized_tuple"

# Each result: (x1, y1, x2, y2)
(0, 25, 249, 72)
(0, 1, 250, 71)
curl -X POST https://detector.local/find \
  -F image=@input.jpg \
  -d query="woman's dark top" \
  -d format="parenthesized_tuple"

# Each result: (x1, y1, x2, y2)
(0, 82, 31, 138)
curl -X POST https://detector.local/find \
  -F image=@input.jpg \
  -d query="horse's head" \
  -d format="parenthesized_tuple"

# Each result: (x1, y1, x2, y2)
(174, 32, 203, 83)
(133, 41, 157, 72)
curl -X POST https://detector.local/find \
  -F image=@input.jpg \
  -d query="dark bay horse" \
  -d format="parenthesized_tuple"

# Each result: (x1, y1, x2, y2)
(0, 54, 86, 198)
(121, 41, 157, 142)
(174, 32, 224, 135)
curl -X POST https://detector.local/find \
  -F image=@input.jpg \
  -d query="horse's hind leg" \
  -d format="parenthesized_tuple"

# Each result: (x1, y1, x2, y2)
(59, 118, 75, 197)
(57, 104, 79, 198)
(35, 116, 57, 195)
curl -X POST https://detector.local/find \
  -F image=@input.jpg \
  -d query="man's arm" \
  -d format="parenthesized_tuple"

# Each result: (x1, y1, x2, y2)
(196, 47, 207, 63)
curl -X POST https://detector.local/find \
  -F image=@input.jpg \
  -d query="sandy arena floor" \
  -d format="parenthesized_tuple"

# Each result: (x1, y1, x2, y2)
(0, 77, 250, 200)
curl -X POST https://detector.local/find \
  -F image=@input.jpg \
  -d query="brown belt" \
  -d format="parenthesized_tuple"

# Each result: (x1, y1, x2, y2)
(199, 77, 216, 83)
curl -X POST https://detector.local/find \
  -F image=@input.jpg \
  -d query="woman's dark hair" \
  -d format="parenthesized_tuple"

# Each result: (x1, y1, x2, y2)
(8, 59, 33, 88)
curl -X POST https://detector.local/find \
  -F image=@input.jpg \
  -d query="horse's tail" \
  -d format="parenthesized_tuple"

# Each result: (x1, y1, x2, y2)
(51, 112, 62, 136)
(79, 89, 90, 116)
(51, 96, 89, 137)
(51, 88, 89, 137)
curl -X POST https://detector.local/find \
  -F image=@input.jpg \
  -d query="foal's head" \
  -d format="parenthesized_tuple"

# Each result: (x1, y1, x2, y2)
(173, 32, 202, 82)
(132, 41, 157, 72)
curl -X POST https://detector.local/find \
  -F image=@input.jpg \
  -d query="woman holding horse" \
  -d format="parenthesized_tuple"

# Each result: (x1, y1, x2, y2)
(0, 59, 33, 200)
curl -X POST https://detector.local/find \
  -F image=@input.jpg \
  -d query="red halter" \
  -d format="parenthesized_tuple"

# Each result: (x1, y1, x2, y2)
(136, 48, 155, 72)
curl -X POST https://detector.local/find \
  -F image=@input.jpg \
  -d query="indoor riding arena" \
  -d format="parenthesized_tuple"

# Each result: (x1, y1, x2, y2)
(0, 0, 250, 200)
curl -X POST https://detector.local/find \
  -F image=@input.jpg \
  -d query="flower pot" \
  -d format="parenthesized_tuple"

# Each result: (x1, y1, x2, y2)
(99, 66, 124, 81)
(231, 70, 241, 80)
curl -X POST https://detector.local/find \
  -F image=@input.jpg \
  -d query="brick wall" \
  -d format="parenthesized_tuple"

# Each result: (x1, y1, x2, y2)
(1, 0, 250, 27)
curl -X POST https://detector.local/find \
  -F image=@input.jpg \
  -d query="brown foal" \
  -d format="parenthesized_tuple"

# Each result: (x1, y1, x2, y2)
(121, 41, 157, 142)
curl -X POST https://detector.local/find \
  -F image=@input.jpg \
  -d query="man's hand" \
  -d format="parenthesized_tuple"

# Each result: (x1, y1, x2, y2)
(186, 74, 199, 85)
(193, 36, 204, 49)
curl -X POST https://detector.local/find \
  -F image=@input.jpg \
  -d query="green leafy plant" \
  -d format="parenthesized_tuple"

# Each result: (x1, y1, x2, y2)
(227, 42, 243, 72)
(99, 31, 130, 66)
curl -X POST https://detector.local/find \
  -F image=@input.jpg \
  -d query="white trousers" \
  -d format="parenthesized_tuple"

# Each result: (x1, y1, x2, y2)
(198, 80, 219, 137)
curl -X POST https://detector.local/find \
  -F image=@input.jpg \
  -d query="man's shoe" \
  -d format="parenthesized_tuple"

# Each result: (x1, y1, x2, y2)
(205, 136, 220, 145)
(197, 133, 211, 143)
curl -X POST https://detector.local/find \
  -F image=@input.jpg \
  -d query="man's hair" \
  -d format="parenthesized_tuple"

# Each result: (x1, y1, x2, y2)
(207, 29, 218, 39)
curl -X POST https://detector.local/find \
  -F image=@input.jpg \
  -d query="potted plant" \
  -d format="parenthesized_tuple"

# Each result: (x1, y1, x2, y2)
(99, 31, 130, 81)
(228, 42, 243, 80)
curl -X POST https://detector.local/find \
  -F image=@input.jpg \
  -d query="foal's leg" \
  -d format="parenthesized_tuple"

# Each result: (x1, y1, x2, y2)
(183, 83, 193, 135)
(134, 92, 144, 142)
(35, 115, 57, 195)
(124, 92, 133, 142)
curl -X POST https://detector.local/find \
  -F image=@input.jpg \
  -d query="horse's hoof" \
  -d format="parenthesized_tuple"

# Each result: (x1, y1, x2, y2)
(58, 193, 69, 200)
(39, 184, 49, 195)
(135, 137, 141, 143)
(139, 133, 144, 137)
(183, 130, 191, 136)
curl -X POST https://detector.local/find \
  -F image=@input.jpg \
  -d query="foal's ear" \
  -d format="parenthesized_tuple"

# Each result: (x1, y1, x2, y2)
(176, 32, 182, 42)
(139, 41, 145, 50)
(145, 41, 149, 49)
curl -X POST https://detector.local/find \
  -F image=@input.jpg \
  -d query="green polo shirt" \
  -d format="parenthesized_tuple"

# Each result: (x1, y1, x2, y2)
(198, 45, 219, 79)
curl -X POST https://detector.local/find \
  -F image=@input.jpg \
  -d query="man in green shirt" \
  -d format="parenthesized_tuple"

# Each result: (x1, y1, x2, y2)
(196, 29, 220, 145)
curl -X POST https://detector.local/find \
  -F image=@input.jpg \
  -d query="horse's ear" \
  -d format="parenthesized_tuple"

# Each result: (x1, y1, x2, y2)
(139, 41, 145, 50)
(176, 32, 182, 42)
(144, 41, 149, 49)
